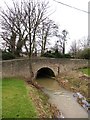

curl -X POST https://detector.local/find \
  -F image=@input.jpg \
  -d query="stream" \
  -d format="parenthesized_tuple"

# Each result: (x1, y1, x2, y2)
(35, 78, 88, 118)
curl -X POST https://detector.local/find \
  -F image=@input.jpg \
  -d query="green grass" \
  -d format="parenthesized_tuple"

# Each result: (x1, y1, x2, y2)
(2, 78, 38, 118)
(80, 67, 90, 76)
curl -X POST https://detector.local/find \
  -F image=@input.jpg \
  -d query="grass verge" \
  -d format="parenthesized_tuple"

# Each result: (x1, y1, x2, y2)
(2, 78, 59, 118)
(2, 78, 38, 118)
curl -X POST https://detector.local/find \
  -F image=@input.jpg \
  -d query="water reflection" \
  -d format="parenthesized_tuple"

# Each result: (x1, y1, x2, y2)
(35, 78, 60, 90)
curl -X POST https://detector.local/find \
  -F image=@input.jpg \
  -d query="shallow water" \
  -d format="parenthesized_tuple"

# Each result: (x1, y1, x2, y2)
(35, 78, 88, 118)
(36, 78, 60, 90)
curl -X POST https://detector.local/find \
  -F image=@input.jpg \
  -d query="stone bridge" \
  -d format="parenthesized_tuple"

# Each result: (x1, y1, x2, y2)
(1, 58, 88, 79)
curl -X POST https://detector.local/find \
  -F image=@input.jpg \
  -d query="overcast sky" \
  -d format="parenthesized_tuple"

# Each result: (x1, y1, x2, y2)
(0, 0, 89, 52)
(49, 0, 89, 52)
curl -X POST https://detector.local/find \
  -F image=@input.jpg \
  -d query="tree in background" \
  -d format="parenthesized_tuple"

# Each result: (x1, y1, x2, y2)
(0, 0, 70, 59)
(69, 37, 90, 59)
(37, 19, 59, 55)
(51, 29, 69, 54)
(0, 0, 50, 58)
(0, 0, 51, 81)
(78, 37, 89, 50)
(62, 30, 68, 54)
(80, 48, 90, 59)
(70, 40, 79, 58)
(0, 1, 27, 57)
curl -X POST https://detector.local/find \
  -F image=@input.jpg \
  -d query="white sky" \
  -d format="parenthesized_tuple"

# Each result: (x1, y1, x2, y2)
(0, 0, 89, 52)
(49, 0, 89, 52)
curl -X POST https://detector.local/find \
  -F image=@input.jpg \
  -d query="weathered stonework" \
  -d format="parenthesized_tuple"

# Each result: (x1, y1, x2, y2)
(1, 58, 88, 79)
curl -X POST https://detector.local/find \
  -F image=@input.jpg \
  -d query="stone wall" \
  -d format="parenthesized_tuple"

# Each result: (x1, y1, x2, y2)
(2, 59, 30, 78)
(1, 58, 88, 78)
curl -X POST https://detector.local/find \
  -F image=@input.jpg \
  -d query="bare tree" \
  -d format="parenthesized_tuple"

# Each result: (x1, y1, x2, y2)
(0, 0, 50, 81)
(70, 40, 79, 58)
(62, 30, 68, 54)
(69, 37, 90, 59)
(0, 1, 28, 57)
(53, 29, 68, 54)
(78, 37, 89, 50)
(37, 19, 59, 55)
(0, 0, 50, 56)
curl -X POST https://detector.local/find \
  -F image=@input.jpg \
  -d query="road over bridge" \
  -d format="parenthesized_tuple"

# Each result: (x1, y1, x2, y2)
(2, 58, 88, 79)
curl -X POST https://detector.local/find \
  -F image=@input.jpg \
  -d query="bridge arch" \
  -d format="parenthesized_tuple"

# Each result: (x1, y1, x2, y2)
(35, 67, 55, 79)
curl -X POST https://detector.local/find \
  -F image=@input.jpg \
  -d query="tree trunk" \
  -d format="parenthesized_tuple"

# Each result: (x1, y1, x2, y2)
(62, 41, 65, 54)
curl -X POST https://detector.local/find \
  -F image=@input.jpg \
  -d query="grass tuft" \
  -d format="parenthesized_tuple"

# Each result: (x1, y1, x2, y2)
(80, 67, 90, 76)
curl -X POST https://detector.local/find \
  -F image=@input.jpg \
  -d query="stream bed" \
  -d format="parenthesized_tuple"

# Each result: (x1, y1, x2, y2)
(36, 78, 88, 118)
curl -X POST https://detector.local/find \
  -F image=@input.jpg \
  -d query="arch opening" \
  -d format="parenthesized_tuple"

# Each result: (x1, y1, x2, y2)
(36, 67, 55, 79)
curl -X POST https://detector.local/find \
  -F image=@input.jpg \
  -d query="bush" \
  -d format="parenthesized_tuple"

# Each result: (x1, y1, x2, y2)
(41, 50, 71, 58)
(52, 52, 63, 58)
(63, 54, 71, 58)
(2, 51, 15, 60)
(80, 48, 90, 59)
(41, 52, 55, 58)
